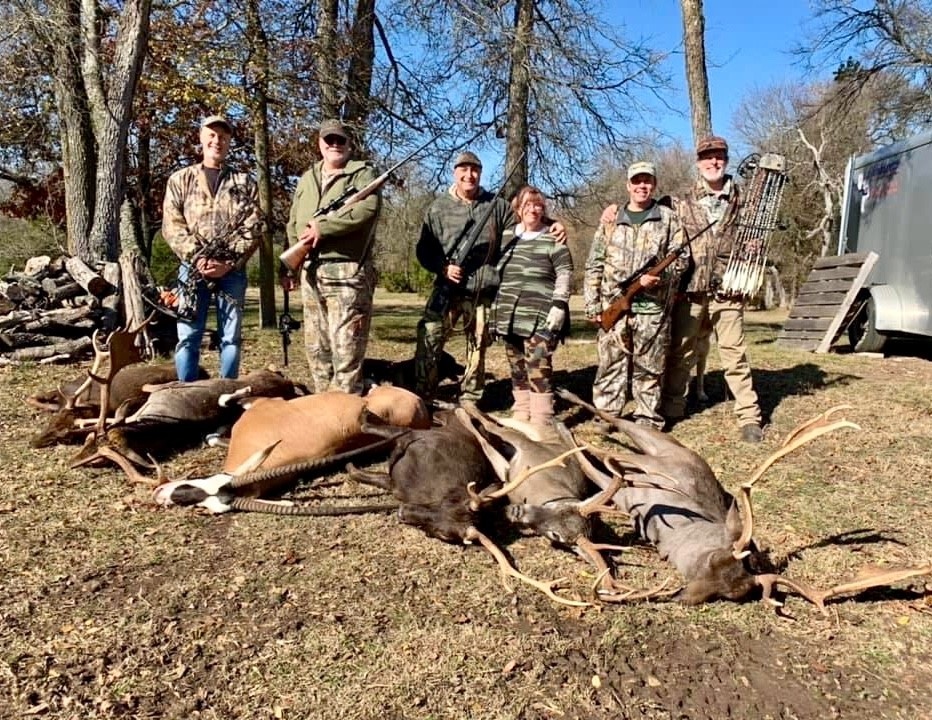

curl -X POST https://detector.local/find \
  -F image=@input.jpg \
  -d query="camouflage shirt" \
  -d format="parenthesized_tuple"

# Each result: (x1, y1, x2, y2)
(584, 201, 684, 317)
(416, 186, 517, 286)
(287, 159, 381, 263)
(492, 227, 573, 338)
(162, 163, 263, 265)
(674, 175, 742, 293)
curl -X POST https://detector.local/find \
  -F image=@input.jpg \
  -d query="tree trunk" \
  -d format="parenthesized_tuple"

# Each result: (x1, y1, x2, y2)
(246, 0, 276, 329)
(505, 0, 534, 199)
(680, 0, 712, 145)
(317, 0, 341, 120)
(344, 0, 376, 137)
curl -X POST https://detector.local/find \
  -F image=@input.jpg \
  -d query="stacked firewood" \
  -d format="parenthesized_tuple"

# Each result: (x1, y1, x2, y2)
(0, 254, 126, 365)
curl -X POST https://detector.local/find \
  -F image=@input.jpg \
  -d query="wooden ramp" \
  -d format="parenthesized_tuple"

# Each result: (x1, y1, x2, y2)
(778, 251, 878, 352)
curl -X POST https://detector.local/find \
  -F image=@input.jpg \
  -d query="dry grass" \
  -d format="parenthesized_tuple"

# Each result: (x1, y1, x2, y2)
(1, 290, 931, 719)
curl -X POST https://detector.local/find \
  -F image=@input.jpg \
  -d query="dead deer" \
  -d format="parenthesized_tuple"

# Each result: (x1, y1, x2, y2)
(558, 388, 932, 613)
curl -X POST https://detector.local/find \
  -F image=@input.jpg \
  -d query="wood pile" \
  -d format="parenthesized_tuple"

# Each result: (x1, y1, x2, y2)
(0, 253, 175, 365)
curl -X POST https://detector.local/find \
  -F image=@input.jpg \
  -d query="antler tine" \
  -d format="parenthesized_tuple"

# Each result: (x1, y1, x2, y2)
(464, 527, 591, 608)
(95, 445, 162, 487)
(578, 474, 625, 517)
(63, 329, 109, 411)
(467, 446, 585, 507)
(595, 573, 681, 604)
(732, 410, 860, 558)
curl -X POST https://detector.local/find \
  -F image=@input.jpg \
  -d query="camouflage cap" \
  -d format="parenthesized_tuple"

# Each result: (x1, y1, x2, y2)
(319, 119, 349, 140)
(627, 161, 656, 180)
(696, 135, 729, 157)
(201, 115, 232, 133)
(454, 151, 482, 169)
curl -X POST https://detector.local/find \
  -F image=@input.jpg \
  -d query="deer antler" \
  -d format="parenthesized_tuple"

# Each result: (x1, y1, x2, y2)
(732, 406, 860, 559)
(755, 562, 932, 615)
(463, 527, 591, 608)
(466, 446, 584, 509)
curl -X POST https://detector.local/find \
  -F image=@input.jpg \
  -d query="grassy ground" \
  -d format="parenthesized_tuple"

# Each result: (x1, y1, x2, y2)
(1, 290, 931, 719)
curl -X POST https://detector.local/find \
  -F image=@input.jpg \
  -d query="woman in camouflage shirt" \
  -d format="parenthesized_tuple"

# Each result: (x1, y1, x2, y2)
(492, 186, 573, 425)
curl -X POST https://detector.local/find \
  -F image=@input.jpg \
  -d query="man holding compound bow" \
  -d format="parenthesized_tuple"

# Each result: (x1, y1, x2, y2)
(162, 114, 263, 382)
(285, 119, 381, 395)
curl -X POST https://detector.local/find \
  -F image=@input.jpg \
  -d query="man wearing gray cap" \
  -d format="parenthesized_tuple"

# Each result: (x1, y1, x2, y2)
(285, 119, 380, 394)
(584, 161, 684, 429)
(661, 135, 763, 443)
(162, 114, 263, 381)
(413, 151, 564, 404)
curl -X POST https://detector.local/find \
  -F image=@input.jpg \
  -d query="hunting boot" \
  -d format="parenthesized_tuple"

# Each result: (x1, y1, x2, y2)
(511, 388, 531, 422)
(529, 391, 555, 427)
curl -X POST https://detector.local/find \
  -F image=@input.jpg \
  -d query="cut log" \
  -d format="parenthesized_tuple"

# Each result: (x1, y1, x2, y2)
(100, 261, 122, 332)
(64, 256, 110, 297)
(24, 255, 52, 275)
(0, 332, 60, 350)
(3, 336, 93, 362)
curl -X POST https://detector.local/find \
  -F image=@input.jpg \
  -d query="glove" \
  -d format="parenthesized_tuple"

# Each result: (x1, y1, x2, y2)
(545, 305, 566, 333)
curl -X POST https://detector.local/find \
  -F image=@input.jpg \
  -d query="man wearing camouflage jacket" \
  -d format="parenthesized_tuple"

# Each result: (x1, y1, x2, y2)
(661, 135, 763, 443)
(585, 161, 684, 429)
(162, 114, 263, 382)
(286, 119, 381, 394)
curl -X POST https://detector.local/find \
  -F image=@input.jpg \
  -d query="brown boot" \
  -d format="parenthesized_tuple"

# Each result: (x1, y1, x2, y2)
(511, 388, 531, 422)
(529, 391, 555, 426)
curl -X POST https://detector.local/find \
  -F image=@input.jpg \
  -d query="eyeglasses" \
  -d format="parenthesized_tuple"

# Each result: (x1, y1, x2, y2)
(323, 135, 347, 147)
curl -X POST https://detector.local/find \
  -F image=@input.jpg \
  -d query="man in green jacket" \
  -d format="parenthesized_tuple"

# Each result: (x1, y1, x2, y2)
(286, 119, 381, 394)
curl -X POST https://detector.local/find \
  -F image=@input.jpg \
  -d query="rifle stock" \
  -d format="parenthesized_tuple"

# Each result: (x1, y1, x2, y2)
(280, 133, 440, 273)
(598, 219, 715, 332)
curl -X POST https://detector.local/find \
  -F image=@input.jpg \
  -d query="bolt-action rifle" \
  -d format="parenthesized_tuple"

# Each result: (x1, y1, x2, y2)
(280, 133, 441, 272)
(598, 219, 716, 332)
(277, 280, 301, 366)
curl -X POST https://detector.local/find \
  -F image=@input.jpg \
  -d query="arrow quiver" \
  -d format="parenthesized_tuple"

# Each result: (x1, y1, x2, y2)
(719, 153, 788, 301)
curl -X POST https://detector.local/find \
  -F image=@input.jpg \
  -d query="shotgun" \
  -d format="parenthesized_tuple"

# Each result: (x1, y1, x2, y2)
(280, 133, 441, 272)
(598, 219, 715, 332)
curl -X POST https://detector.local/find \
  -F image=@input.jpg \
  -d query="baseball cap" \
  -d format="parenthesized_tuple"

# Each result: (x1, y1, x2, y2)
(627, 161, 656, 180)
(319, 119, 349, 140)
(454, 151, 482, 169)
(201, 115, 233, 133)
(696, 135, 729, 157)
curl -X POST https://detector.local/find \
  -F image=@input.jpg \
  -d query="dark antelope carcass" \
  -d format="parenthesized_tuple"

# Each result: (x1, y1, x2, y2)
(558, 388, 932, 613)
(152, 385, 430, 513)
(342, 408, 591, 607)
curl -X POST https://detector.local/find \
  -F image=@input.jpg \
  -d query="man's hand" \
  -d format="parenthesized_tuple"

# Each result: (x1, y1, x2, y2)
(299, 220, 321, 248)
(548, 221, 568, 245)
(639, 273, 660, 289)
(600, 204, 618, 225)
(280, 273, 296, 291)
(444, 263, 463, 284)
(197, 257, 234, 279)
(587, 314, 602, 326)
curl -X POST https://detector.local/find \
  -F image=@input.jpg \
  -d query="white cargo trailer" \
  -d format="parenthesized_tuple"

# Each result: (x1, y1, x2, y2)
(838, 130, 932, 351)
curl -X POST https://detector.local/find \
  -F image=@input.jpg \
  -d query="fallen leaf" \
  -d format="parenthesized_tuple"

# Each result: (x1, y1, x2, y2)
(896, 616, 910, 626)
(591, 675, 602, 688)
(646, 675, 661, 687)
(502, 659, 517, 676)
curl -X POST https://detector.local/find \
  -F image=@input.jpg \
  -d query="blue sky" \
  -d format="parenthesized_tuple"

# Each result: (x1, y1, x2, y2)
(625, 0, 820, 147)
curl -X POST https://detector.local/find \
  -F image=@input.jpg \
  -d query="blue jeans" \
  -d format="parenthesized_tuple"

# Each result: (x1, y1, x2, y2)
(174, 264, 247, 381)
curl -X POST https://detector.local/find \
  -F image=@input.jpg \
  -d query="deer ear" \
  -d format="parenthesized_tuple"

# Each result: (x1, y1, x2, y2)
(725, 499, 743, 542)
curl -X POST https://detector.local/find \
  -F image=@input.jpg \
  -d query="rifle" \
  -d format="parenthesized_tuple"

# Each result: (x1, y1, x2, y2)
(280, 133, 441, 272)
(598, 219, 716, 332)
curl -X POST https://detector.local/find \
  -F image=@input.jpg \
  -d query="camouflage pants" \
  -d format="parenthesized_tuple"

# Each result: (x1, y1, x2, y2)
(503, 334, 557, 393)
(660, 295, 760, 426)
(415, 288, 489, 401)
(301, 260, 377, 394)
(593, 311, 669, 428)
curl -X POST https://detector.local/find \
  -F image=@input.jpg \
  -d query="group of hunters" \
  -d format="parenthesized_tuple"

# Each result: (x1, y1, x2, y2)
(161, 115, 763, 445)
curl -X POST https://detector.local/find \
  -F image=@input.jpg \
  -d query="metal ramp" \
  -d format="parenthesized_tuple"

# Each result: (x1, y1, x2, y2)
(777, 251, 878, 352)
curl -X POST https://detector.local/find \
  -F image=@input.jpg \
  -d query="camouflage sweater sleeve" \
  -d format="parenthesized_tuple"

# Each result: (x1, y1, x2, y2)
(583, 223, 610, 319)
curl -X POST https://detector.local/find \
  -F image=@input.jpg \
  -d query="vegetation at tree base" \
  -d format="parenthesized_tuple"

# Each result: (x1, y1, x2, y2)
(1, 1, 930, 306)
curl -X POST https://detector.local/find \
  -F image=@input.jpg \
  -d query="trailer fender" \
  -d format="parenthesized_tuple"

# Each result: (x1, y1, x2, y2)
(867, 285, 904, 333)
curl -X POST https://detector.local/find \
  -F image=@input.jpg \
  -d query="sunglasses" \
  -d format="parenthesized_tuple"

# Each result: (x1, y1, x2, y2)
(323, 135, 347, 146)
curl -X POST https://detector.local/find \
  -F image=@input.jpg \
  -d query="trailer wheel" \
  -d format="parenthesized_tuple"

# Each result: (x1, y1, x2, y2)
(848, 297, 887, 353)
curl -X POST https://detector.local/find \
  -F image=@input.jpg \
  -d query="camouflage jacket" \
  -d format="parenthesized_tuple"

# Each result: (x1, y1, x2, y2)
(287, 159, 381, 263)
(584, 201, 684, 317)
(491, 228, 573, 338)
(674, 175, 742, 294)
(416, 186, 516, 287)
(162, 163, 263, 266)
